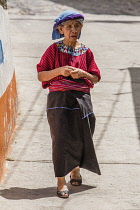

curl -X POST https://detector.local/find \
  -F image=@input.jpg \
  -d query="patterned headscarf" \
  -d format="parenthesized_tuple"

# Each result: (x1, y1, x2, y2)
(52, 10, 84, 40)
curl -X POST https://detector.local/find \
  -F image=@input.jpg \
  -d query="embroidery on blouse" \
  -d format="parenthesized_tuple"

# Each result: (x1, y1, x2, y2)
(56, 40, 88, 56)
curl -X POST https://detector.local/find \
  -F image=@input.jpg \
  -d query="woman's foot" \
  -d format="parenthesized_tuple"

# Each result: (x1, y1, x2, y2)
(70, 166, 82, 186)
(57, 177, 69, 198)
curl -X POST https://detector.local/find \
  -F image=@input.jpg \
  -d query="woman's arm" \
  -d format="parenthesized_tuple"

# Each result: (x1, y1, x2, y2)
(66, 67, 99, 84)
(38, 66, 74, 82)
(72, 70, 99, 84)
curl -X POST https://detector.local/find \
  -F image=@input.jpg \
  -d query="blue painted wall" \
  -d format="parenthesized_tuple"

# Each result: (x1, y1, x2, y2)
(0, 40, 4, 64)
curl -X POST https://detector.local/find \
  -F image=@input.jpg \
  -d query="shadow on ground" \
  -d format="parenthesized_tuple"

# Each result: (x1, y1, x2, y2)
(119, 67, 140, 142)
(49, 0, 140, 16)
(0, 184, 95, 200)
(128, 67, 140, 142)
(86, 20, 140, 24)
(95, 67, 140, 148)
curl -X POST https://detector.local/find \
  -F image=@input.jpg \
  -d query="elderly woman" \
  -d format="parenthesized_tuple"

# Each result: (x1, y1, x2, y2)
(37, 10, 101, 198)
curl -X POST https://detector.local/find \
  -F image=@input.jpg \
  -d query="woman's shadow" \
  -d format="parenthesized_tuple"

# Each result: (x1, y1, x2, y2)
(0, 184, 96, 200)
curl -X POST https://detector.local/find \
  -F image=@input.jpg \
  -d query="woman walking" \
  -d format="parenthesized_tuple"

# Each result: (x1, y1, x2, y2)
(37, 10, 101, 198)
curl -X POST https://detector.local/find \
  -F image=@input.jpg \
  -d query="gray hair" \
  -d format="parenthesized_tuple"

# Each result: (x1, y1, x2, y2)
(59, 18, 84, 27)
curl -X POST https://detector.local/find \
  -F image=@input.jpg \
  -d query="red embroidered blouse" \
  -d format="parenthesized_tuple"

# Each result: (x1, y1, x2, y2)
(37, 41, 101, 92)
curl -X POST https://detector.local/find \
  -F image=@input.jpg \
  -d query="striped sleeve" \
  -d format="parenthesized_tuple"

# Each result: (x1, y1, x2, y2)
(36, 43, 63, 89)
(37, 43, 56, 73)
(86, 48, 101, 81)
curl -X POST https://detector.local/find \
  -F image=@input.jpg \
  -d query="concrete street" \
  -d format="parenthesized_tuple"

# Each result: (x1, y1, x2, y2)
(0, 1, 140, 209)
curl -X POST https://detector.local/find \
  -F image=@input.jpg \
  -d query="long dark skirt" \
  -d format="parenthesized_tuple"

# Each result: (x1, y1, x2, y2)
(47, 90, 101, 177)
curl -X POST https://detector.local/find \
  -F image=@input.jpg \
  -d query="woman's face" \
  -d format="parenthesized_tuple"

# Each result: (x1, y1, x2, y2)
(58, 19, 83, 41)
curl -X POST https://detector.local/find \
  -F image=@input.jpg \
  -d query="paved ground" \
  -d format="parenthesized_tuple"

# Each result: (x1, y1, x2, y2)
(7, 0, 140, 16)
(0, 0, 140, 209)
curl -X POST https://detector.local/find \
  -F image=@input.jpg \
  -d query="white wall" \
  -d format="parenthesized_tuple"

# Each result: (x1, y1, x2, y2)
(0, 5, 14, 97)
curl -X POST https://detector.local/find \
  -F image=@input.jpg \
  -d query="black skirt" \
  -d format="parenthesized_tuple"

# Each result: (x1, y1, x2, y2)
(47, 90, 101, 177)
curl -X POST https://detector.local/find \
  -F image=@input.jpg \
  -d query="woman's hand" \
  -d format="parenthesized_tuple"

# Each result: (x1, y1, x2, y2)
(68, 67, 99, 84)
(60, 66, 74, 77)
(60, 66, 84, 79)
(70, 68, 85, 79)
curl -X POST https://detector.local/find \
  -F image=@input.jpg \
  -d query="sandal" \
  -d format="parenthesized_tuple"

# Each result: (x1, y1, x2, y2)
(70, 175, 82, 186)
(57, 190, 69, 198)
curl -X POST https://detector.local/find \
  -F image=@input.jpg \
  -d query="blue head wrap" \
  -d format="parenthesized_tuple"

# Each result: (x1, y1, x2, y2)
(52, 10, 84, 40)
